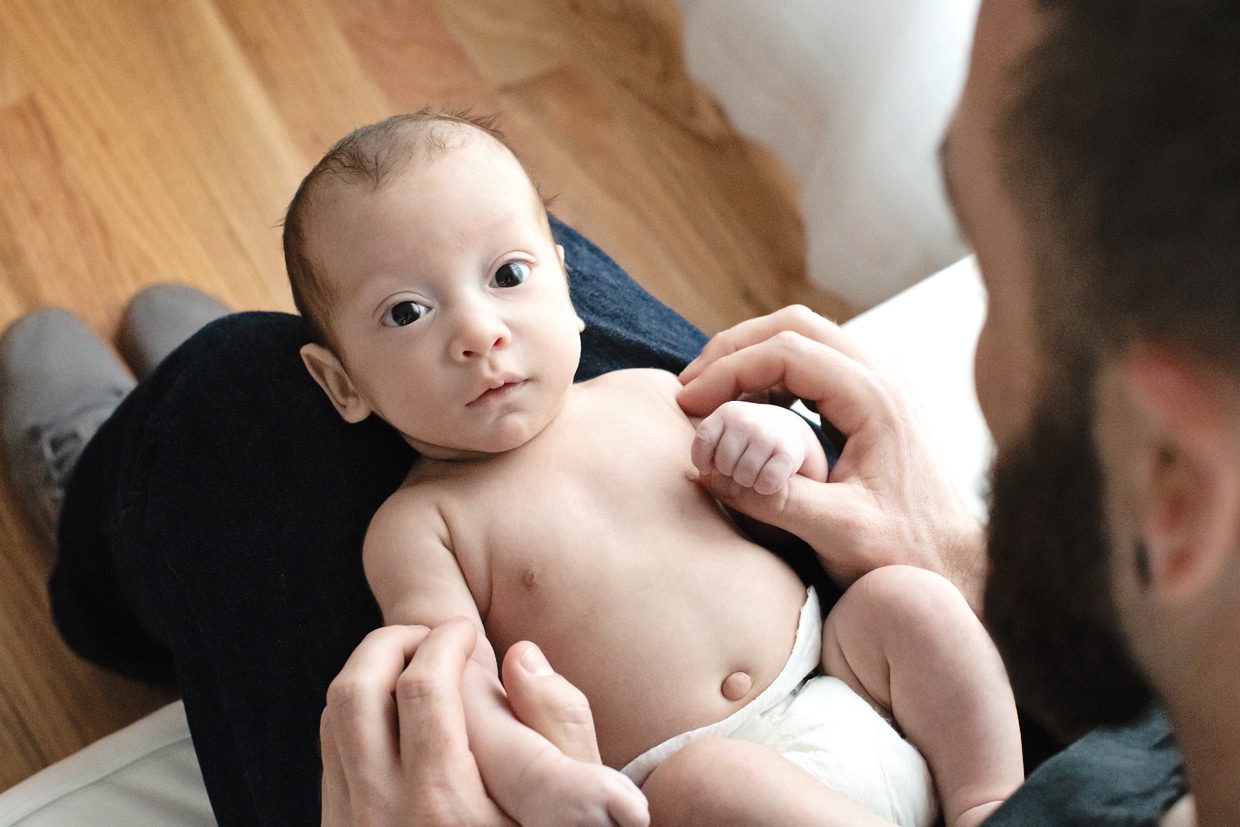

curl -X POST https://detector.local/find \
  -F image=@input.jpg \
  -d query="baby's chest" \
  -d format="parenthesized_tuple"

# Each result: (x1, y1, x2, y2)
(451, 412, 708, 580)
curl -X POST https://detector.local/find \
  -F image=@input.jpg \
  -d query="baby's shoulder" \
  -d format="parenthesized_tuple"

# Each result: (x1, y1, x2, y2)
(369, 476, 444, 532)
(579, 367, 683, 406)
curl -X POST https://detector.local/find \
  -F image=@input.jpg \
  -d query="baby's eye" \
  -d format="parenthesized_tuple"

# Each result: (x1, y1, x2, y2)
(383, 300, 428, 327)
(491, 261, 530, 289)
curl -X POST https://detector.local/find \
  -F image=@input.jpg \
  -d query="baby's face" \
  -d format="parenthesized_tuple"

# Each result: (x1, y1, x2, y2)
(305, 136, 582, 459)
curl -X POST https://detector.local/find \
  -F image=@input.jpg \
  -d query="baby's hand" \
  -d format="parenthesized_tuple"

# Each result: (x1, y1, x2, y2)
(691, 401, 827, 496)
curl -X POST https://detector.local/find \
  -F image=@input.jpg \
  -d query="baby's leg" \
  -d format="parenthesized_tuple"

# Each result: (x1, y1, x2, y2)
(461, 658, 649, 827)
(822, 566, 1024, 827)
(642, 737, 898, 827)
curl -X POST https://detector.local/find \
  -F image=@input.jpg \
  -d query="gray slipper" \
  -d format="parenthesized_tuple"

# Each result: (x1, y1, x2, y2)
(0, 309, 136, 544)
(118, 284, 231, 380)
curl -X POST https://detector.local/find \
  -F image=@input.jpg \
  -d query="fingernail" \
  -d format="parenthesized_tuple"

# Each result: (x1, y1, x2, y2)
(521, 645, 553, 676)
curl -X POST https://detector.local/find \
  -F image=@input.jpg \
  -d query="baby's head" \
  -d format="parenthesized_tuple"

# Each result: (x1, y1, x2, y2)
(285, 111, 584, 460)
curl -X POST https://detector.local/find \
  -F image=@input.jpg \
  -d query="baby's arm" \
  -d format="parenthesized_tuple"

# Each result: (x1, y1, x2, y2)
(822, 566, 1023, 827)
(691, 400, 828, 495)
(364, 489, 648, 827)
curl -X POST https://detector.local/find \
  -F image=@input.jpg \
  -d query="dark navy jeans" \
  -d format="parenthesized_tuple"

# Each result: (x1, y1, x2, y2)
(51, 218, 1181, 824)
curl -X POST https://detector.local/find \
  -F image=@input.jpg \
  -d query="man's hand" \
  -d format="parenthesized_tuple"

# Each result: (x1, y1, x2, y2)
(678, 306, 987, 614)
(320, 619, 611, 826)
(320, 620, 513, 826)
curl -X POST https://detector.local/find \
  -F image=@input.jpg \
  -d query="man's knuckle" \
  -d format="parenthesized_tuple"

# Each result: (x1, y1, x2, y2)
(394, 664, 443, 704)
(325, 675, 367, 710)
(557, 692, 596, 728)
(780, 304, 817, 325)
(771, 329, 805, 350)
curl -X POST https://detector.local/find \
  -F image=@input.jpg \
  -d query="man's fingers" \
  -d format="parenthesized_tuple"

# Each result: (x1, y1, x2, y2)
(323, 625, 431, 793)
(679, 305, 872, 384)
(393, 619, 480, 784)
(678, 332, 889, 440)
(393, 620, 518, 825)
(320, 724, 351, 826)
(321, 625, 433, 822)
(703, 470, 878, 587)
(502, 641, 604, 764)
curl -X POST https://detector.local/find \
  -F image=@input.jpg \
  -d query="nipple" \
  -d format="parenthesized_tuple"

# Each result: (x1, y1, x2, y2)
(721, 671, 752, 701)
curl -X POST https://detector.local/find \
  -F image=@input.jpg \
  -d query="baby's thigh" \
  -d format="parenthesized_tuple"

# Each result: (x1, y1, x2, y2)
(822, 565, 979, 711)
(642, 737, 892, 827)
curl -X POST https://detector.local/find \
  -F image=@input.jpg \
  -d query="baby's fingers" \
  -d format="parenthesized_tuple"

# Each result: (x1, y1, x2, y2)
(730, 442, 779, 489)
(753, 452, 799, 495)
(690, 412, 726, 476)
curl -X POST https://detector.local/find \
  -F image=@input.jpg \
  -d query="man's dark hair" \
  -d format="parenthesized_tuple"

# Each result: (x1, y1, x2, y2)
(282, 110, 541, 349)
(1003, 2, 1240, 369)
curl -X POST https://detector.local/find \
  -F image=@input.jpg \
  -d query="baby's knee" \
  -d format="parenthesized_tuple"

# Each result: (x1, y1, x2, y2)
(848, 565, 971, 626)
(826, 565, 980, 670)
(641, 738, 751, 824)
(643, 738, 725, 799)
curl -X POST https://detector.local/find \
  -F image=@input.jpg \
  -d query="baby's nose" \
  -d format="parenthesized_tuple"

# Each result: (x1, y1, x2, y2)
(453, 314, 510, 359)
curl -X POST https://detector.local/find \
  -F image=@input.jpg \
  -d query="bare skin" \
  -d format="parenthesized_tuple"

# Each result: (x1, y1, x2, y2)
(365, 367, 1020, 827)
(301, 124, 1021, 826)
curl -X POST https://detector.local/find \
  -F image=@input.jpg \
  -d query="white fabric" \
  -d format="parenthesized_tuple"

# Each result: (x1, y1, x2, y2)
(732, 677, 936, 827)
(0, 702, 212, 826)
(621, 588, 824, 785)
(623, 588, 936, 827)
(0, 256, 991, 825)
(674, 0, 979, 307)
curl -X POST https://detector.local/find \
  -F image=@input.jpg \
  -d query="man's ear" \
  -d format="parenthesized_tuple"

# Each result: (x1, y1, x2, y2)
(1122, 345, 1240, 604)
(299, 343, 373, 423)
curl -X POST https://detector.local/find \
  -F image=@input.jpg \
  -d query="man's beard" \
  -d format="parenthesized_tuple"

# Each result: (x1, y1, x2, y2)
(983, 392, 1155, 742)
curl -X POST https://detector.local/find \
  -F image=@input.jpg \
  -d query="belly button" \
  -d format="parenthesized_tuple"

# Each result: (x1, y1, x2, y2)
(721, 671, 752, 701)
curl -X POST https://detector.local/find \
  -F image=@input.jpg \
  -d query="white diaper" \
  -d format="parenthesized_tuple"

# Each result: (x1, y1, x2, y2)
(621, 588, 938, 827)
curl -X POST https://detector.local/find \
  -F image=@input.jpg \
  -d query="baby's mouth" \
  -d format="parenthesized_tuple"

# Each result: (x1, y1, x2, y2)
(469, 379, 526, 406)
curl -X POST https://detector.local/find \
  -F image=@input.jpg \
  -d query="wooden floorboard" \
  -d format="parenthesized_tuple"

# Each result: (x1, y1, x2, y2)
(0, 0, 852, 792)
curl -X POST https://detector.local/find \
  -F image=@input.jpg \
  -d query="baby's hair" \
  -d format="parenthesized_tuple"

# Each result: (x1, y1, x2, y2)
(282, 109, 546, 349)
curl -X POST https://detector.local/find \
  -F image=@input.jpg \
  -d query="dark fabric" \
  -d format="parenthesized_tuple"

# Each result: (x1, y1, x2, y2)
(985, 705, 1186, 826)
(51, 216, 1182, 825)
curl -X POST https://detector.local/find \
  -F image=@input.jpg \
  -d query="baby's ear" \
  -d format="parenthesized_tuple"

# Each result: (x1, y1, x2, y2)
(300, 343, 373, 423)
(555, 244, 584, 331)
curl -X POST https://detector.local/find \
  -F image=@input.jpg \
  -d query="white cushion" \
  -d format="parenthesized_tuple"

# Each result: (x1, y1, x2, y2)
(0, 702, 212, 826)
(674, 0, 979, 308)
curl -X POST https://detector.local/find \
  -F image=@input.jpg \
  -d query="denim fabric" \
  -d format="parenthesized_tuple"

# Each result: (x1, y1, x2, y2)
(985, 706, 1186, 826)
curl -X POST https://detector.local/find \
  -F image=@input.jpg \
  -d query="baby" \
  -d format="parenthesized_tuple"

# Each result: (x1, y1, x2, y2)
(288, 111, 1023, 827)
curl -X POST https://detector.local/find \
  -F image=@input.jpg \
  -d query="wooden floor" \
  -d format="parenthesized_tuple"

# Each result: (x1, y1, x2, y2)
(0, 0, 852, 792)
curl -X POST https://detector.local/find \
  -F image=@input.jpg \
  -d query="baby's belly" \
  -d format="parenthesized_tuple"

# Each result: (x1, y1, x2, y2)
(484, 534, 808, 769)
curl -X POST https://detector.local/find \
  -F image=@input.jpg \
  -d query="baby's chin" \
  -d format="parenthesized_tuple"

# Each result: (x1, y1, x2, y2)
(403, 427, 541, 462)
